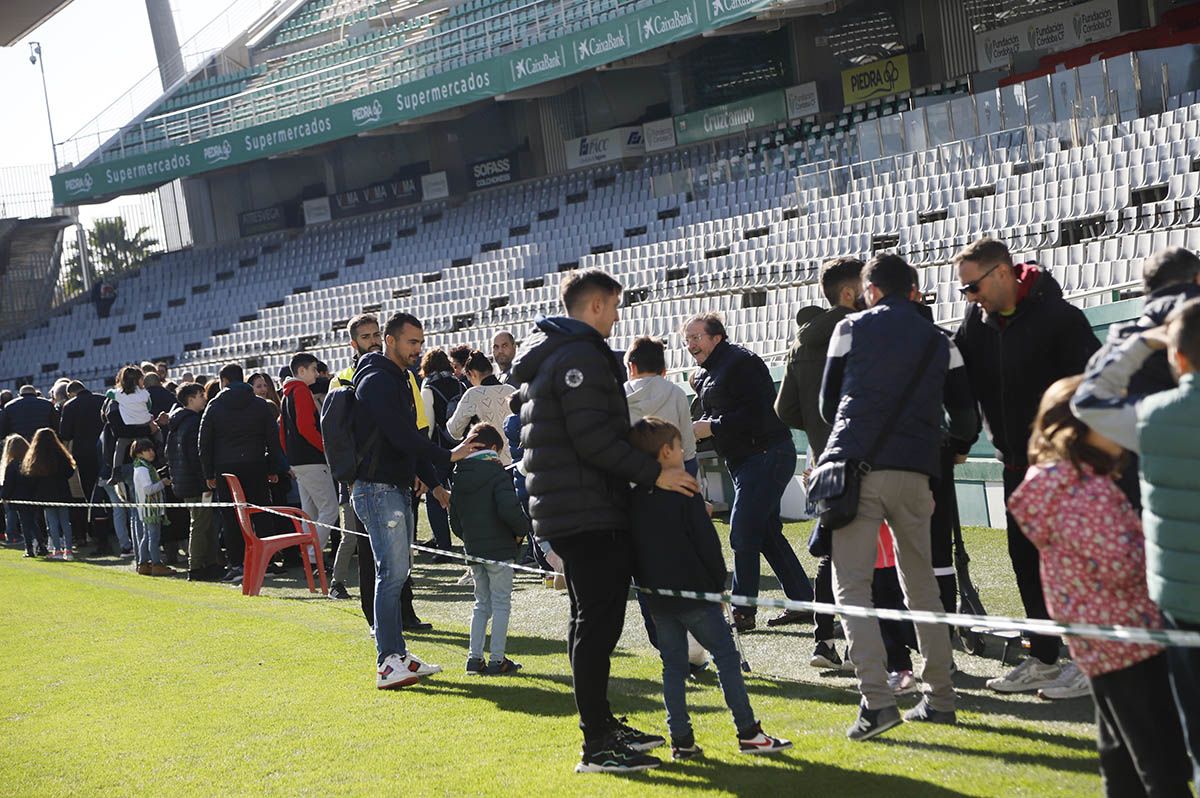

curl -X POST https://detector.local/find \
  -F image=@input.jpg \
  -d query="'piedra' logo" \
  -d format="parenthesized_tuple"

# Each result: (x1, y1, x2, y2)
(512, 49, 563, 81)
(352, 99, 383, 127)
(203, 139, 232, 165)
(640, 7, 695, 42)
(576, 29, 627, 61)
(64, 173, 93, 196)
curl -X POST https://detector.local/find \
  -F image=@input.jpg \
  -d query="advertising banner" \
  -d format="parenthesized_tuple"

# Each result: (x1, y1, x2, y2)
(565, 126, 645, 169)
(674, 90, 787, 146)
(785, 82, 820, 119)
(643, 118, 677, 152)
(237, 205, 289, 237)
(302, 196, 332, 226)
(842, 55, 911, 105)
(421, 171, 449, 201)
(974, 0, 1121, 71)
(470, 155, 518, 190)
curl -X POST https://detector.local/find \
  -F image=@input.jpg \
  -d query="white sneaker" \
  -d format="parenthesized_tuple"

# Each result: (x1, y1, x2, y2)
(376, 652, 443, 689)
(986, 657, 1061, 693)
(888, 670, 919, 695)
(1037, 662, 1090, 700)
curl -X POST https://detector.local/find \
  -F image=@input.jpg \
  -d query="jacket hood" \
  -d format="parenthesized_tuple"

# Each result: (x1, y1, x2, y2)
(167, 405, 199, 432)
(625, 375, 681, 417)
(1020, 263, 1061, 304)
(1143, 282, 1200, 325)
(214, 381, 257, 410)
(351, 351, 408, 389)
(510, 315, 602, 384)
(281, 377, 310, 397)
(452, 455, 507, 493)
(796, 306, 853, 352)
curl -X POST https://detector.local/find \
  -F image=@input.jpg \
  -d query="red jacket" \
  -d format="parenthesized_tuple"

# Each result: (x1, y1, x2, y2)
(280, 378, 325, 467)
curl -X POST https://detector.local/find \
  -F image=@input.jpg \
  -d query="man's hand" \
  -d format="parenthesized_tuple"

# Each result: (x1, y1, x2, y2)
(156, 412, 170, 427)
(450, 433, 485, 462)
(413, 477, 427, 498)
(148, 421, 159, 434)
(267, 473, 279, 484)
(206, 478, 217, 490)
(432, 485, 450, 510)
(161, 477, 172, 487)
(656, 467, 699, 497)
(692, 420, 713, 441)
(1140, 325, 1172, 351)
(954, 453, 969, 465)
(800, 467, 812, 490)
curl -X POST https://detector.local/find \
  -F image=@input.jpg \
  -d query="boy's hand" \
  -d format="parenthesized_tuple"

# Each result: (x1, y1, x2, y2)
(413, 477, 427, 498)
(432, 485, 450, 509)
(656, 467, 699, 497)
(450, 434, 484, 462)
(1140, 325, 1172, 351)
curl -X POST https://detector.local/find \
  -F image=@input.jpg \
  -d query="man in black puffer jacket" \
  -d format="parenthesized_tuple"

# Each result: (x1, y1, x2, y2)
(167, 383, 220, 580)
(510, 268, 697, 773)
(198, 363, 283, 582)
(688, 314, 812, 632)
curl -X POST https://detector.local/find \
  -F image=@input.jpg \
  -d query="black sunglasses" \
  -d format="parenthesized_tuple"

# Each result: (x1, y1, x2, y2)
(958, 263, 1001, 296)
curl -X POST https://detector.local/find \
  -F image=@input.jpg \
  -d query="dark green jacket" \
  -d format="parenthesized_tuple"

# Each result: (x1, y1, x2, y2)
(449, 456, 530, 562)
(774, 306, 853, 459)
(1138, 373, 1200, 623)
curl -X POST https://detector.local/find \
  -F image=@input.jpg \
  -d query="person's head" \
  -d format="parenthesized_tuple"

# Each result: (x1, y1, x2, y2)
(420, 348, 453, 378)
(0, 434, 29, 473)
(204, 379, 221, 402)
(18, 385, 36, 398)
(248, 373, 278, 404)
(177, 382, 206, 413)
(861, 254, 915, 307)
(277, 366, 293, 382)
(218, 363, 244, 388)
(195, 374, 210, 386)
(155, 362, 168, 381)
(492, 331, 516, 371)
(0, 390, 12, 406)
(466, 421, 505, 452)
(1166, 298, 1200, 380)
(561, 269, 622, 338)
(180, 371, 195, 384)
(140, 361, 157, 376)
(954, 237, 1019, 315)
(50, 379, 70, 407)
(66, 380, 85, 398)
(129, 438, 156, 462)
(383, 312, 424, 369)
(819, 256, 865, 309)
(1029, 375, 1126, 476)
(316, 361, 329, 377)
(348, 313, 382, 357)
(165, 381, 177, 394)
(908, 265, 924, 303)
(464, 350, 493, 386)
(629, 417, 684, 469)
(117, 365, 144, 395)
(682, 313, 727, 366)
(1144, 247, 1200, 294)
(289, 353, 319, 387)
(21, 428, 74, 477)
(626, 336, 666, 378)
(449, 345, 471, 377)
(143, 372, 162, 388)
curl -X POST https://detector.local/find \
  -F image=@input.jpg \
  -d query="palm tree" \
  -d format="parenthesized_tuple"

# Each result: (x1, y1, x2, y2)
(87, 217, 158, 276)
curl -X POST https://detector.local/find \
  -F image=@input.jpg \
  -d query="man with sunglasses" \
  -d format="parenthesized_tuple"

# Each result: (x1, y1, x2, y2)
(952, 237, 1099, 698)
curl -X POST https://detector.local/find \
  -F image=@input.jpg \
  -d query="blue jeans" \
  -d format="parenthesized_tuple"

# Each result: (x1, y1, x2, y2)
(727, 439, 812, 607)
(351, 480, 413, 666)
(4, 504, 23, 545)
(1165, 613, 1200, 786)
(135, 519, 162, 565)
(44, 507, 73, 552)
(425, 465, 452, 549)
(102, 483, 132, 550)
(652, 603, 756, 742)
(470, 561, 514, 661)
(18, 509, 40, 554)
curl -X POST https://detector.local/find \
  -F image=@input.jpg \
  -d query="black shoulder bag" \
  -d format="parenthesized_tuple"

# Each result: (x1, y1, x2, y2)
(807, 332, 942, 548)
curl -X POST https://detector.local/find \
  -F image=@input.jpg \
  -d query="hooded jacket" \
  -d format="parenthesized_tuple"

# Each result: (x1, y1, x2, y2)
(279, 378, 324, 467)
(775, 305, 854, 459)
(351, 352, 447, 489)
(197, 382, 283, 480)
(953, 265, 1099, 469)
(448, 453, 530, 561)
(692, 340, 792, 464)
(165, 406, 205, 498)
(624, 375, 697, 461)
(509, 316, 661, 540)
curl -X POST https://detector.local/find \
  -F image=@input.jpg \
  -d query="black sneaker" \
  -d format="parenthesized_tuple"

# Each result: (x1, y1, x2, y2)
(465, 657, 486, 675)
(402, 616, 433, 631)
(265, 561, 287, 575)
(810, 641, 845, 670)
(846, 702, 902, 742)
(903, 697, 957, 725)
(187, 564, 225, 582)
(220, 567, 244, 583)
(766, 609, 812, 627)
(732, 609, 756, 633)
(671, 734, 703, 760)
(576, 737, 661, 773)
(486, 657, 522, 675)
(36, 545, 49, 557)
(610, 716, 665, 752)
(329, 581, 351, 600)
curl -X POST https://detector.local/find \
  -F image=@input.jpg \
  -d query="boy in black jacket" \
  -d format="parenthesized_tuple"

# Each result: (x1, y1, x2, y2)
(628, 417, 792, 760)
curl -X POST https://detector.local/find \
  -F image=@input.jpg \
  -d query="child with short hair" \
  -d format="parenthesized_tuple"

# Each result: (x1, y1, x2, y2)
(449, 421, 530, 675)
(628, 416, 791, 759)
(130, 438, 174, 576)
(624, 337, 698, 475)
(1011, 376, 1190, 796)
(1, 434, 42, 557)
(21, 428, 77, 560)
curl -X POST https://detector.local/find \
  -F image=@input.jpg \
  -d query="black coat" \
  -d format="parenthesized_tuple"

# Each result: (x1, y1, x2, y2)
(692, 340, 791, 464)
(30, 461, 74, 503)
(775, 306, 853, 459)
(165, 406, 205, 498)
(510, 316, 660, 540)
(953, 269, 1099, 469)
(197, 382, 283, 479)
(1094, 282, 1200, 396)
(0, 394, 59, 442)
(58, 390, 104, 466)
(147, 384, 177, 415)
(630, 487, 726, 613)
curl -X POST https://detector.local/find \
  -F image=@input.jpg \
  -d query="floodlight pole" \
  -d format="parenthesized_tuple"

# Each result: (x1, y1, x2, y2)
(29, 42, 59, 172)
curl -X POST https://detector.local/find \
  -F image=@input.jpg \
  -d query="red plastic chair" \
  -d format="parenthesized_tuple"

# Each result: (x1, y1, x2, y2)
(222, 473, 329, 597)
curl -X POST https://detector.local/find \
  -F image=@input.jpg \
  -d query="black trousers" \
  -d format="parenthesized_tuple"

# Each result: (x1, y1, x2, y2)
(213, 461, 270, 567)
(873, 565, 917, 673)
(1003, 468, 1061, 663)
(1091, 653, 1192, 797)
(814, 555, 836, 640)
(1165, 614, 1200, 786)
(930, 445, 959, 614)
(552, 529, 632, 746)
(352, 501, 416, 629)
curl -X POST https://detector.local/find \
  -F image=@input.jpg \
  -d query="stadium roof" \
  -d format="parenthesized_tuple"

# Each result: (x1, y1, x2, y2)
(1, 0, 75, 46)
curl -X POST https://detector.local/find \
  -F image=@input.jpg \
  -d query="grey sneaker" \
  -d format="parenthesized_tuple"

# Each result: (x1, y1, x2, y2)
(985, 656, 1060, 693)
(903, 697, 957, 725)
(846, 702, 902, 741)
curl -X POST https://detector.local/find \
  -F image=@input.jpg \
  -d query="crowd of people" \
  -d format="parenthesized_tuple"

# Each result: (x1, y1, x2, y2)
(1, 236, 1199, 788)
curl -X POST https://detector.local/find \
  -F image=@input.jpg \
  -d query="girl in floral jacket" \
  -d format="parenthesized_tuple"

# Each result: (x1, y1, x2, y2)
(1010, 375, 1190, 797)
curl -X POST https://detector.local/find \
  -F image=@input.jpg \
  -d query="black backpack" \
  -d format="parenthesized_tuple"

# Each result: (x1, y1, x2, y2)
(426, 377, 464, 448)
(320, 385, 378, 483)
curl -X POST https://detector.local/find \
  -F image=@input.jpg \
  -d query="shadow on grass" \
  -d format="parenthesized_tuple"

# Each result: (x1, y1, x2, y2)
(874, 735, 1098, 775)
